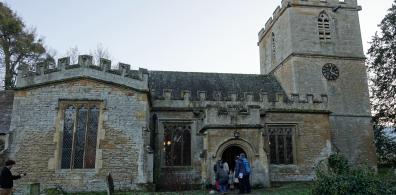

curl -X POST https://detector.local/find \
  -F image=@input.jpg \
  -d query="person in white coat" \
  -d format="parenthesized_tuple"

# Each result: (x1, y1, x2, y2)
(222, 160, 229, 174)
(222, 159, 229, 191)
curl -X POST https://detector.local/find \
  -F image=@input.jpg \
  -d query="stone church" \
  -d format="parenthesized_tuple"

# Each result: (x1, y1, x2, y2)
(0, 0, 377, 193)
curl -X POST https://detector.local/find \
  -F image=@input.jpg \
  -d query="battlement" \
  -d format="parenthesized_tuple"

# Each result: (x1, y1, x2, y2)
(152, 89, 327, 103)
(151, 88, 328, 112)
(258, 0, 360, 43)
(16, 55, 149, 91)
(154, 92, 330, 130)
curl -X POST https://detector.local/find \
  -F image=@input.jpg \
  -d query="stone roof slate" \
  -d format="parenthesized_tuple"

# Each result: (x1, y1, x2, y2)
(0, 90, 14, 134)
(149, 71, 285, 101)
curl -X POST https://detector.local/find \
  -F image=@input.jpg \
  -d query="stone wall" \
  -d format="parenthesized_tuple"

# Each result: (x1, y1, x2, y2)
(8, 79, 151, 194)
(151, 84, 330, 187)
(258, 3, 292, 74)
(259, 0, 377, 167)
(272, 31, 376, 167)
(0, 91, 14, 165)
(0, 90, 14, 134)
(330, 116, 377, 165)
(275, 57, 370, 115)
(152, 111, 203, 189)
(259, 0, 364, 75)
(265, 112, 332, 182)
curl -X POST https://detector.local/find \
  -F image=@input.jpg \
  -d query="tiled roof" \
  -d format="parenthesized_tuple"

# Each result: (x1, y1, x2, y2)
(149, 71, 285, 101)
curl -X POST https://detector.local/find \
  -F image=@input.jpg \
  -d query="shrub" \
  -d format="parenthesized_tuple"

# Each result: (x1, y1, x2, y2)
(44, 186, 66, 195)
(327, 152, 349, 174)
(312, 153, 396, 195)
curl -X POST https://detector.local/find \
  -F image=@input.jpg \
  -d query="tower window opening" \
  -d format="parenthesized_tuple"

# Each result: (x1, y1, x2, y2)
(318, 13, 331, 41)
(271, 32, 276, 63)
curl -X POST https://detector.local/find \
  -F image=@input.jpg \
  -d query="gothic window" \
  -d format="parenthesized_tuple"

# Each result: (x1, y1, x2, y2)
(318, 12, 331, 41)
(268, 126, 294, 165)
(163, 123, 191, 166)
(61, 103, 100, 169)
(271, 32, 276, 63)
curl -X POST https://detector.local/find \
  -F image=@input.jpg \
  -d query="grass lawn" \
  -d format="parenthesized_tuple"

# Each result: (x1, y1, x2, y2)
(61, 168, 396, 195)
(378, 167, 396, 180)
(65, 183, 312, 195)
(260, 183, 312, 195)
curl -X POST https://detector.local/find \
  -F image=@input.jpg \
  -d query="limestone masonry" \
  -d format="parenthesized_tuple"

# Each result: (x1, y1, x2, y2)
(0, 0, 376, 193)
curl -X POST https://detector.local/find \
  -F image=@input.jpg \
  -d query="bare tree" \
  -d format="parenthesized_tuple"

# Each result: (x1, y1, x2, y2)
(65, 46, 79, 64)
(90, 43, 111, 65)
(65, 44, 112, 65)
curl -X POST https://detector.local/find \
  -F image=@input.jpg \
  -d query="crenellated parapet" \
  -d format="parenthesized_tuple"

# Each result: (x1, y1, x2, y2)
(200, 104, 262, 131)
(182, 93, 329, 132)
(16, 55, 149, 91)
(151, 89, 268, 102)
(258, 0, 360, 43)
(151, 89, 329, 112)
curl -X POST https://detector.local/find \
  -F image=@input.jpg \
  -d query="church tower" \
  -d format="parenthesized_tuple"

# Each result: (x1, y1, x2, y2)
(258, 0, 376, 165)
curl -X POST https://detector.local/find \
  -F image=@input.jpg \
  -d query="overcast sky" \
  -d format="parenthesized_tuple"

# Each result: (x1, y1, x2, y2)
(3, 0, 394, 74)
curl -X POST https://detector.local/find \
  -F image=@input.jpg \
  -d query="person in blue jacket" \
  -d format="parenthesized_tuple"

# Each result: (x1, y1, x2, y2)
(234, 153, 251, 194)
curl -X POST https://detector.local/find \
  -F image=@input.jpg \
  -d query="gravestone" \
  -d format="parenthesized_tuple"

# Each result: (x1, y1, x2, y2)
(26, 183, 40, 195)
(106, 172, 114, 195)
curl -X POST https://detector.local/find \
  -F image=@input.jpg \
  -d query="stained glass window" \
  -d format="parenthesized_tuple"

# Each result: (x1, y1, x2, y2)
(60, 103, 100, 169)
(163, 123, 192, 166)
(268, 126, 294, 165)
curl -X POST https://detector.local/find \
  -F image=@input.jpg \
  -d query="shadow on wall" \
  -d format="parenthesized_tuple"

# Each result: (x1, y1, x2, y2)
(0, 134, 9, 165)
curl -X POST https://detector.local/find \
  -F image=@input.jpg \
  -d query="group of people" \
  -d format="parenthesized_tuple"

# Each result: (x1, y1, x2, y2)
(213, 153, 251, 194)
(0, 158, 252, 195)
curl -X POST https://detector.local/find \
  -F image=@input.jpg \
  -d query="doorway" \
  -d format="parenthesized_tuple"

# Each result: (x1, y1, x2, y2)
(221, 145, 246, 172)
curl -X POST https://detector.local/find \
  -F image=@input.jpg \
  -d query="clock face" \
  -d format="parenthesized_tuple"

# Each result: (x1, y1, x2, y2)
(322, 63, 339, 80)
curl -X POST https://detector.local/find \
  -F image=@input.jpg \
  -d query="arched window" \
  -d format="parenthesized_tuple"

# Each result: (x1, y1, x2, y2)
(318, 12, 331, 41)
(271, 32, 276, 63)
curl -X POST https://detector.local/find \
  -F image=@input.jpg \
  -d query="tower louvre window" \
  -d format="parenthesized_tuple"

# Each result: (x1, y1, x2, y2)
(318, 12, 331, 41)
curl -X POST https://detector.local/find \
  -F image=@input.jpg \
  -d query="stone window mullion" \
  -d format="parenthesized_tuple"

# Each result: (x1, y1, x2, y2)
(82, 104, 90, 168)
(180, 134, 184, 166)
(170, 129, 175, 166)
(283, 132, 287, 163)
(275, 134, 279, 163)
(70, 107, 78, 169)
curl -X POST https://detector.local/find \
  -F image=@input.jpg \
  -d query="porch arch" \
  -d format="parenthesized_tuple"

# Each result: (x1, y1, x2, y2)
(214, 138, 258, 162)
